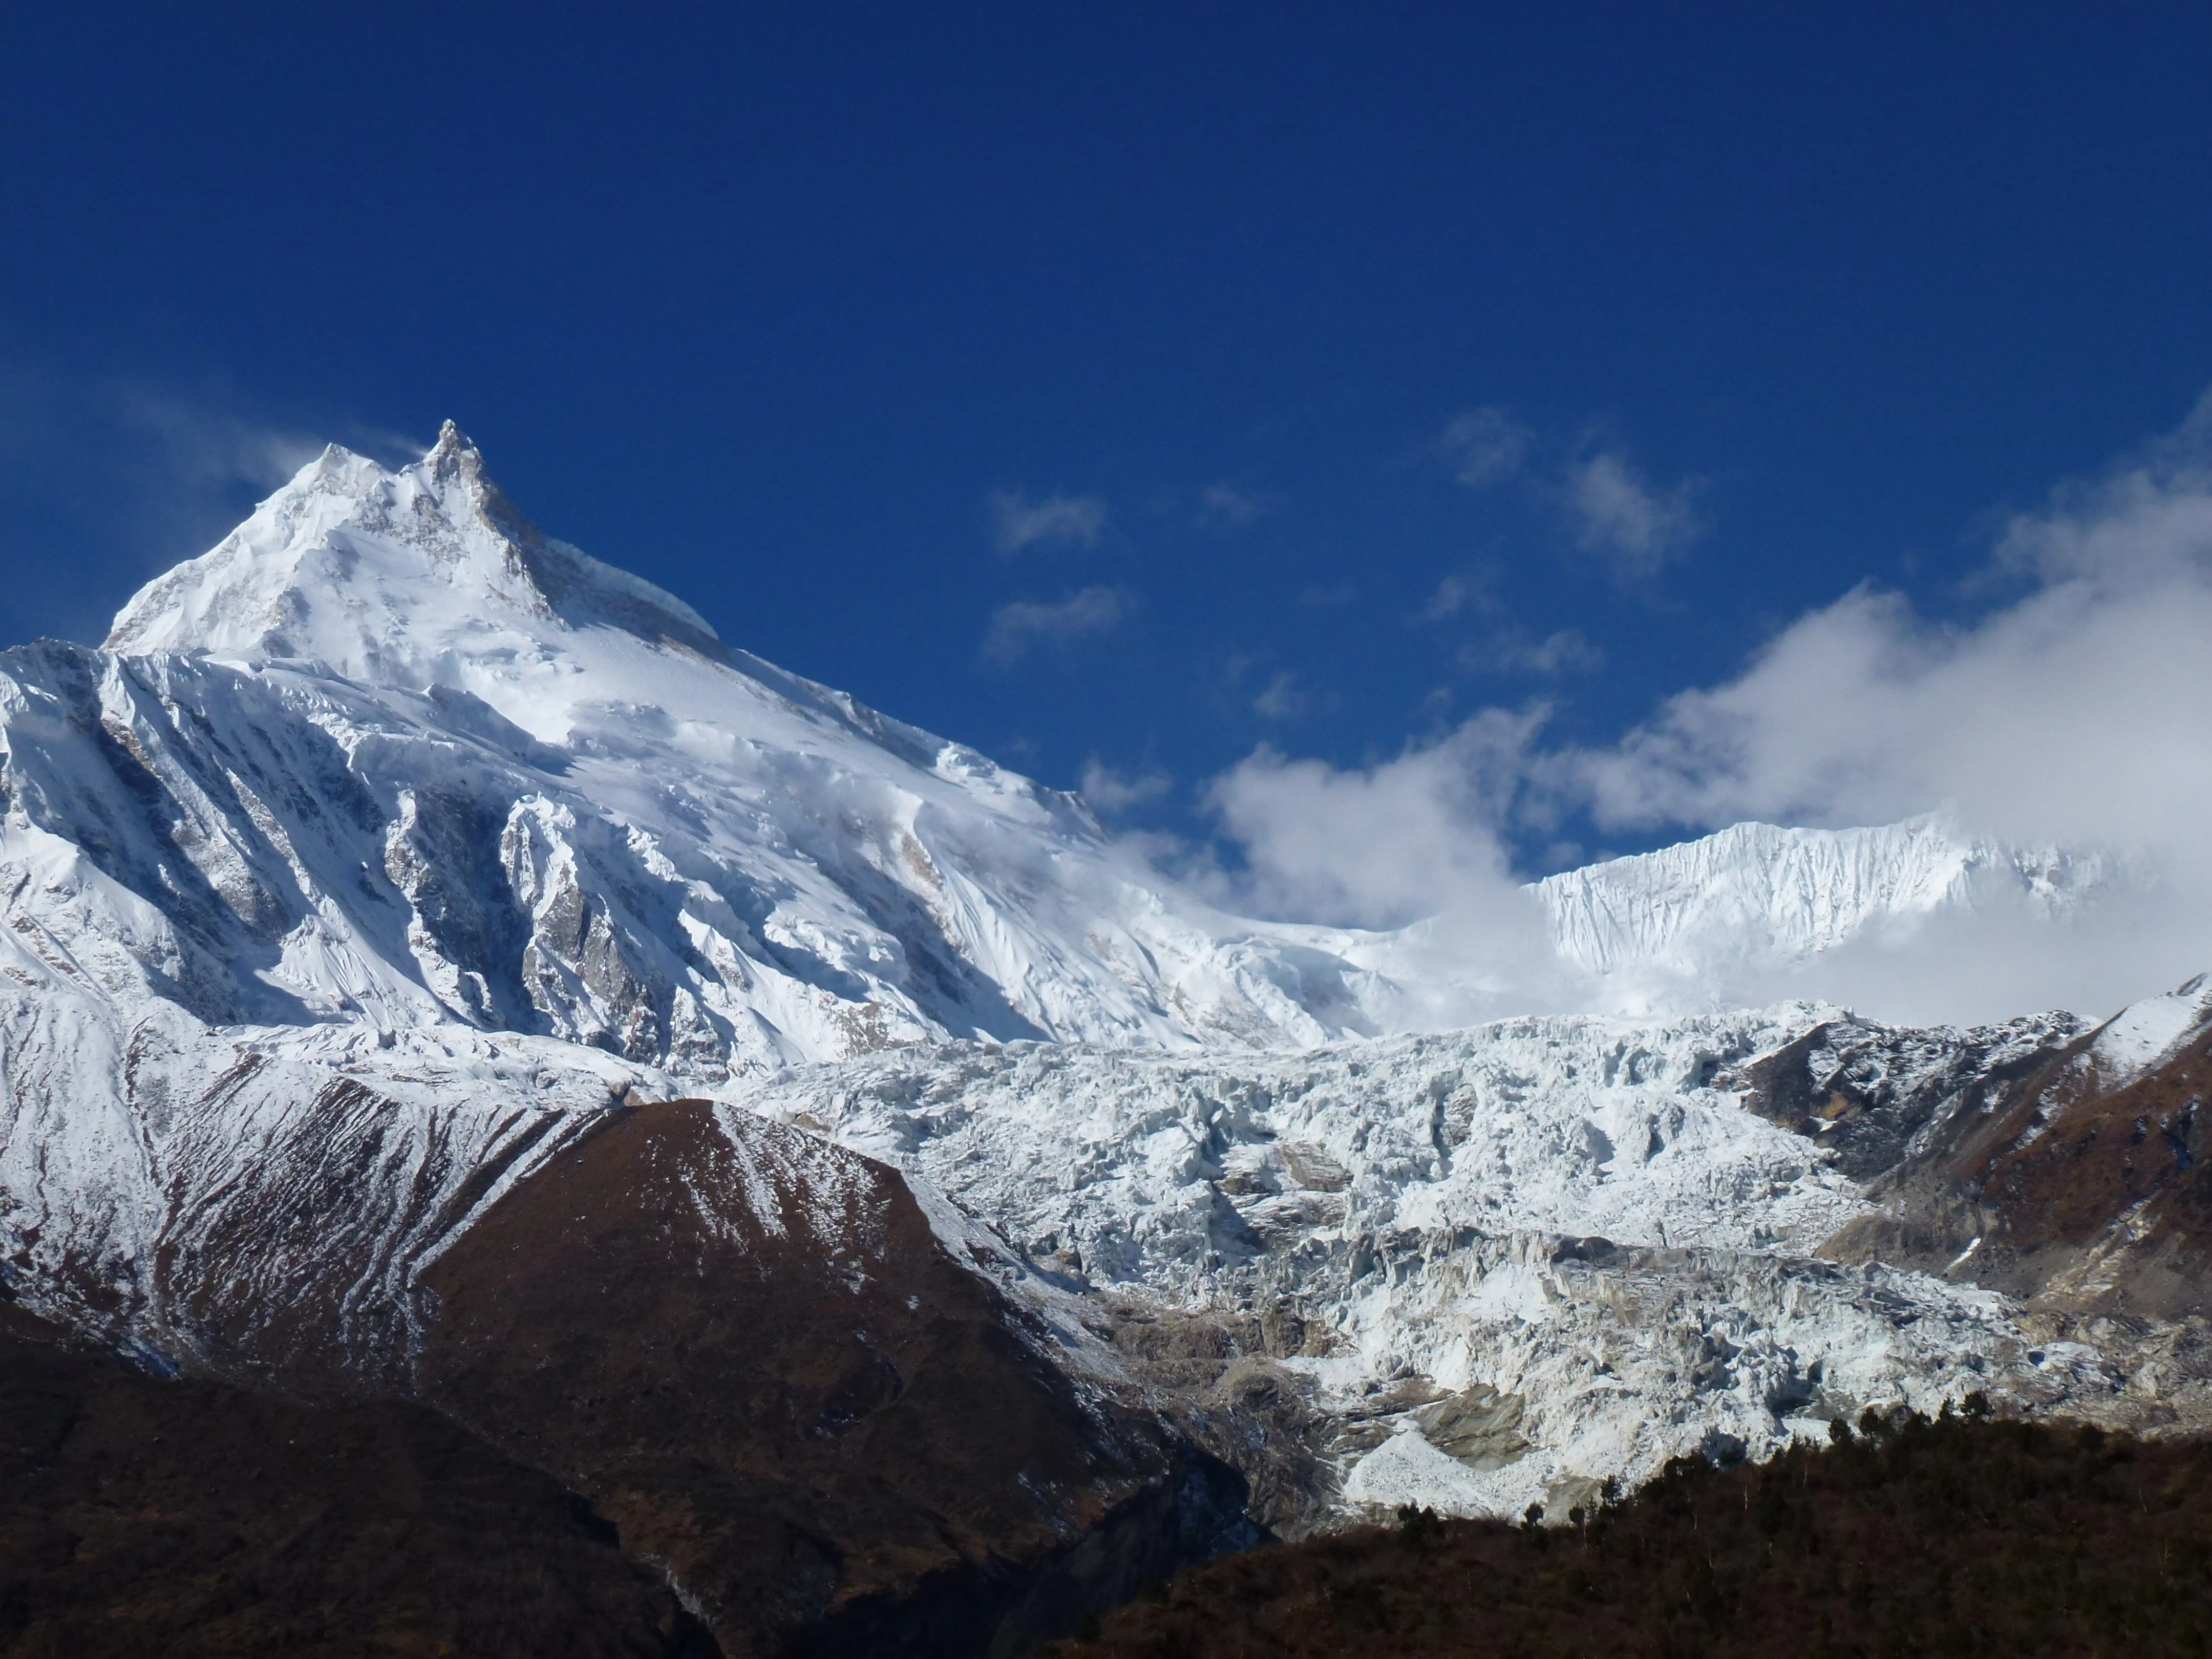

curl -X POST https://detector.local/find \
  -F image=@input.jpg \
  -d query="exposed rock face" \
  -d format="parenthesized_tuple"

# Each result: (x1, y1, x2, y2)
(1827, 976, 2212, 1325)
(1737, 1010, 2086, 1181)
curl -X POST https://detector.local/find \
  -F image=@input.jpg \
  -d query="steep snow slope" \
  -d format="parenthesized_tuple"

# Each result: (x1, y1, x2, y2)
(0, 972, 654, 1380)
(21, 424, 1405, 1074)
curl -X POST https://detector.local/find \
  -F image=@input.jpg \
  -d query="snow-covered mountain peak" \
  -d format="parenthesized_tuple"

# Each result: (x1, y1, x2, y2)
(26, 428, 1415, 1067)
(104, 424, 721, 694)
(45, 424, 2132, 1075)
(11, 422, 2205, 1558)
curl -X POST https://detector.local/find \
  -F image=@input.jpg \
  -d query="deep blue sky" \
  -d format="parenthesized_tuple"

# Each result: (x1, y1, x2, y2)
(6, 5, 2211, 870)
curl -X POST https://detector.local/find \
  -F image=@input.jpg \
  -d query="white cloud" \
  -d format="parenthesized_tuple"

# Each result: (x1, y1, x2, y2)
(1564, 400, 2212, 863)
(1198, 393, 2212, 1025)
(991, 489, 1107, 554)
(982, 585, 1133, 666)
(1080, 758, 1172, 813)
(1563, 451, 1704, 575)
(1206, 709, 1548, 932)
(1437, 407, 1534, 487)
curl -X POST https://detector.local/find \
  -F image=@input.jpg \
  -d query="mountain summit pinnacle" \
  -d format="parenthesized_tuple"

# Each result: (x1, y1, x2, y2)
(103, 425, 720, 680)
(422, 418, 487, 488)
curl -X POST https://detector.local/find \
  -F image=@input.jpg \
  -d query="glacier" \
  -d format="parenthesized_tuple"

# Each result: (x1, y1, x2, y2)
(3, 424, 2205, 1541)
(729, 1003, 2190, 1526)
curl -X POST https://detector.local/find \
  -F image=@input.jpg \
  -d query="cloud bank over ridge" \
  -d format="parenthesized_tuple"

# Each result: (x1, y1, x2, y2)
(1201, 394, 2212, 1027)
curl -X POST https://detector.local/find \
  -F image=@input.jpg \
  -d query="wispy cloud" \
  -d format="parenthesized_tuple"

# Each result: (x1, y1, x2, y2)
(112, 393, 330, 491)
(1563, 450, 1705, 576)
(1429, 409, 1707, 580)
(982, 585, 1133, 666)
(1413, 565, 1597, 675)
(1435, 407, 1534, 487)
(1252, 670, 1309, 721)
(1418, 570, 1495, 622)
(1196, 482, 1272, 530)
(1080, 757, 1172, 813)
(0, 367, 432, 650)
(991, 489, 1108, 554)
(1478, 627, 1602, 676)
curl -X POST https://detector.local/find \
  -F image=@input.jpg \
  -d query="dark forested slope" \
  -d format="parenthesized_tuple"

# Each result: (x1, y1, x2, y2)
(1048, 1408, 2212, 1659)
(0, 1301, 715, 1658)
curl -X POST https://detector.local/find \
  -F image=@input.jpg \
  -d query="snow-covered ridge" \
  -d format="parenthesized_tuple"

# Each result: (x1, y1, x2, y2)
(1533, 816, 2104, 983)
(106, 426, 720, 673)
(17, 427, 1413, 1076)
(55, 426, 2113, 1070)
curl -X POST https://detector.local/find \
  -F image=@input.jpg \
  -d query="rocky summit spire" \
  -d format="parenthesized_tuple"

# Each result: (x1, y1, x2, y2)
(422, 419, 483, 488)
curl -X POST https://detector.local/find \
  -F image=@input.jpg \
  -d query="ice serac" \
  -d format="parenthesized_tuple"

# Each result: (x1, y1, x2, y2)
(734, 1001, 2209, 1528)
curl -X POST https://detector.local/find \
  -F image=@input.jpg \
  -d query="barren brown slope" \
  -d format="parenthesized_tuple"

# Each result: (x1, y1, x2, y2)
(414, 1100, 1247, 1659)
(1827, 1009, 2212, 1319)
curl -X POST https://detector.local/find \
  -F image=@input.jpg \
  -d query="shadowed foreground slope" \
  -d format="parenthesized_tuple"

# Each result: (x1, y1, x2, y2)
(0, 1302, 715, 1658)
(0, 1102, 1252, 1658)
(1048, 1410, 2212, 1659)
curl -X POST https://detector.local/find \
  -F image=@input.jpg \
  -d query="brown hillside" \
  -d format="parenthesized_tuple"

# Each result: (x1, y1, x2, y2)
(414, 1100, 1239, 1658)
(1828, 1011, 2212, 1320)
